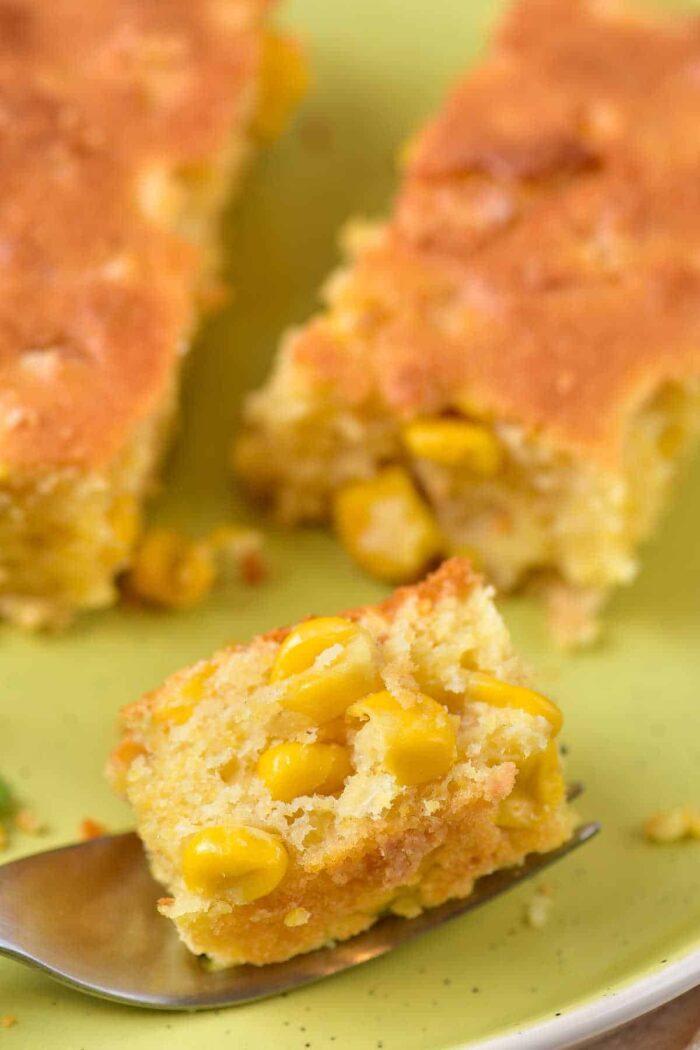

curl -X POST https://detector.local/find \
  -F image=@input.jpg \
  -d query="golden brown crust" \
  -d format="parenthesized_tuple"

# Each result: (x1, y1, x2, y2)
(0, 0, 268, 470)
(292, 0, 700, 464)
(116, 558, 481, 727)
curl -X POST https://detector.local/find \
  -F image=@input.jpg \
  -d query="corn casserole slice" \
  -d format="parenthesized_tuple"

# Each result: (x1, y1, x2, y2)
(107, 559, 573, 966)
(0, 0, 304, 628)
(236, 0, 700, 645)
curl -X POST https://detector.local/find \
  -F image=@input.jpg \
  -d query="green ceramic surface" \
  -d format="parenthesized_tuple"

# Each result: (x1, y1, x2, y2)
(1, 1, 699, 1046)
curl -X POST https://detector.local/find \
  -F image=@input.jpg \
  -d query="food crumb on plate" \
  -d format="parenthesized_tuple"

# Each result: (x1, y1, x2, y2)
(643, 806, 700, 844)
(13, 807, 46, 836)
(524, 884, 554, 929)
(122, 524, 267, 611)
(0, 1016, 16, 1029)
(79, 818, 107, 840)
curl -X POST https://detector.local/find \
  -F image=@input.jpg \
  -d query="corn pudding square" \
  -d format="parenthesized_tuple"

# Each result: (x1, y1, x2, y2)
(237, 0, 700, 646)
(107, 559, 573, 966)
(0, 0, 304, 628)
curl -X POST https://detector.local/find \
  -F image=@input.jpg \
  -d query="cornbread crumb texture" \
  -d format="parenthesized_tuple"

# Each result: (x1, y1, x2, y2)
(0, 0, 268, 472)
(109, 559, 573, 966)
(237, 0, 700, 640)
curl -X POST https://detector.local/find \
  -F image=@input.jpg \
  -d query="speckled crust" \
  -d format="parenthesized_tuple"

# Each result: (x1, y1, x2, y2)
(0, 0, 268, 471)
(289, 0, 700, 465)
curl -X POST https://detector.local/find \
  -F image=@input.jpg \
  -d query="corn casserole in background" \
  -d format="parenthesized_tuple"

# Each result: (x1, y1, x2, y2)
(0, 0, 305, 629)
(108, 558, 572, 966)
(236, 0, 700, 646)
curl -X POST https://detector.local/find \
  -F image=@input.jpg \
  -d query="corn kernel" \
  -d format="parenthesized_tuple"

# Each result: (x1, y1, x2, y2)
(467, 673, 563, 736)
(403, 419, 503, 476)
(333, 468, 443, 583)
(272, 617, 380, 723)
(496, 742, 565, 829)
(182, 826, 288, 902)
(257, 741, 352, 802)
(347, 690, 457, 787)
(253, 31, 309, 143)
(271, 618, 358, 680)
(152, 665, 214, 726)
(126, 528, 216, 610)
(152, 701, 194, 726)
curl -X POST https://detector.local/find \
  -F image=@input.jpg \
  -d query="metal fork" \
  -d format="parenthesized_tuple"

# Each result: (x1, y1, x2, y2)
(0, 791, 599, 1011)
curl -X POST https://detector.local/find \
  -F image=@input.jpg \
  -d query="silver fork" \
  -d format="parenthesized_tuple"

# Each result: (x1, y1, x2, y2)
(0, 791, 599, 1011)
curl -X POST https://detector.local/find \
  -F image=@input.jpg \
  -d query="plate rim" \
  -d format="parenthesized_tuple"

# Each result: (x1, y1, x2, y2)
(457, 946, 700, 1050)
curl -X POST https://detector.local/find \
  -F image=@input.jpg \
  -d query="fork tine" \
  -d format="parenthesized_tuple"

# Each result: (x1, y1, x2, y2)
(357, 821, 602, 955)
(158, 820, 603, 1009)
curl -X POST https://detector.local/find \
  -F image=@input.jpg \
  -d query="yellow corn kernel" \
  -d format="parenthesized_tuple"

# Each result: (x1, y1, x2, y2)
(252, 31, 309, 143)
(152, 665, 214, 726)
(496, 742, 565, 829)
(347, 690, 457, 787)
(333, 468, 443, 583)
(152, 702, 194, 726)
(127, 528, 216, 610)
(403, 419, 503, 476)
(272, 618, 380, 723)
(271, 618, 358, 681)
(182, 826, 288, 902)
(467, 673, 563, 736)
(257, 742, 352, 802)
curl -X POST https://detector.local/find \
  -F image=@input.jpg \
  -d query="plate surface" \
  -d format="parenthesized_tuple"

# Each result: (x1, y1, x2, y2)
(1, 1, 699, 1047)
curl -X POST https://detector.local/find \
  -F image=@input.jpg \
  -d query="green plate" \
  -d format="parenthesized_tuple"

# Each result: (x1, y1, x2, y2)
(1, 2, 699, 1046)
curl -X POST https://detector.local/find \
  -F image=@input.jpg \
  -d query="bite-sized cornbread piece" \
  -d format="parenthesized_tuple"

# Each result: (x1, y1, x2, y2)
(107, 559, 573, 966)
(236, 0, 700, 645)
(0, 2, 302, 629)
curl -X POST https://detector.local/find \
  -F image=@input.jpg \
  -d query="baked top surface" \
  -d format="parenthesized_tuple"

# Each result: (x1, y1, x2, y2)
(293, 0, 700, 462)
(0, 0, 267, 472)
(125, 557, 482, 724)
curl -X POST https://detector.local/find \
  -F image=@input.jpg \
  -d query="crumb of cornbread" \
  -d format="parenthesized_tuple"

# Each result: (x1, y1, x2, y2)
(236, 0, 700, 646)
(524, 884, 554, 929)
(0, 2, 294, 629)
(107, 559, 574, 967)
(13, 807, 47, 837)
(79, 819, 108, 841)
(643, 807, 700, 844)
(122, 524, 266, 611)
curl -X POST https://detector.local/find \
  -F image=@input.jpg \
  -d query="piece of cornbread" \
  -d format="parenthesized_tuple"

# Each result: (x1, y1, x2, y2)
(236, 0, 700, 645)
(0, 0, 304, 628)
(107, 559, 573, 966)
